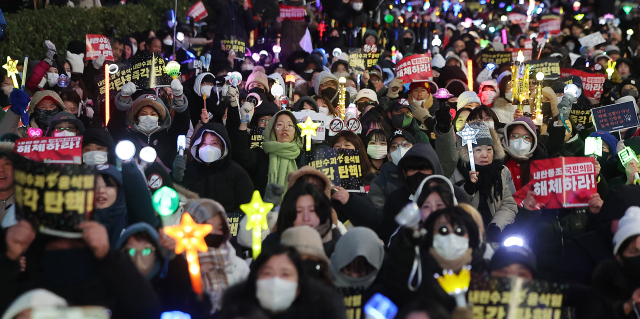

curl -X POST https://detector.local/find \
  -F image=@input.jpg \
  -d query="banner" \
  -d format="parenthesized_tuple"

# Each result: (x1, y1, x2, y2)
(279, 4, 307, 21)
(186, 1, 208, 22)
(479, 51, 512, 67)
(221, 36, 247, 56)
(539, 15, 562, 35)
(308, 148, 365, 192)
(559, 69, 605, 101)
(507, 13, 528, 29)
(513, 157, 597, 209)
(395, 53, 432, 82)
(293, 110, 332, 141)
(96, 53, 172, 99)
(250, 127, 264, 149)
(505, 48, 532, 62)
(526, 58, 561, 78)
(85, 34, 114, 61)
(579, 32, 606, 48)
(469, 275, 565, 319)
(348, 48, 384, 75)
(591, 100, 639, 132)
(15, 137, 83, 164)
(14, 156, 95, 238)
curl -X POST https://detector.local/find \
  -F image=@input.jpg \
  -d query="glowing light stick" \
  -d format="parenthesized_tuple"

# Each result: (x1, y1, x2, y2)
(501, 29, 507, 45)
(619, 147, 640, 184)
(456, 124, 480, 172)
(104, 64, 119, 126)
(297, 117, 321, 151)
(3, 57, 19, 88)
(606, 59, 616, 80)
(286, 74, 296, 99)
(338, 77, 347, 119)
(21, 56, 28, 90)
(318, 22, 327, 38)
(467, 60, 473, 90)
(273, 45, 281, 62)
(165, 61, 181, 79)
(435, 266, 472, 307)
(584, 136, 602, 157)
(391, 46, 397, 63)
(252, 53, 260, 62)
(511, 63, 519, 106)
(163, 213, 212, 295)
(535, 72, 544, 125)
(628, 29, 634, 41)
(115, 140, 136, 161)
(152, 186, 180, 216)
(240, 191, 274, 259)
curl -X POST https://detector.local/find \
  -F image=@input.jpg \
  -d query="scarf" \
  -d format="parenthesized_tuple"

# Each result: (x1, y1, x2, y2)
(458, 160, 504, 202)
(262, 111, 302, 190)
(429, 247, 473, 272)
(200, 244, 231, 313)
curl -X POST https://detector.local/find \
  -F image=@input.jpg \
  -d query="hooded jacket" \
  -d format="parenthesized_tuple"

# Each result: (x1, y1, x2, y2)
(1, 90, 66, 135)
(185, 72, 226, 127)
(181, 123, 254, 217)
(502, 118, 548, 190)
(491, 96, 517, 124)
(330, 227, 384, 289)
(82, 128, 117, 165)
(397, 29, 417, 56)
(293, 96, 319, 112)
(93, 165, 128, 248)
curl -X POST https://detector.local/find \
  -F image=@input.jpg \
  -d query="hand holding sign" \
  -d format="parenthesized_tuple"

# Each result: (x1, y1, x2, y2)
(456, 124, 480, 171)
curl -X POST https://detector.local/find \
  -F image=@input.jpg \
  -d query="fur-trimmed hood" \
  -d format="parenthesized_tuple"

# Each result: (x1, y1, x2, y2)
(492, 97, 512, 110)
(457, 126, 506, 163)
(287, 165, 333, 198)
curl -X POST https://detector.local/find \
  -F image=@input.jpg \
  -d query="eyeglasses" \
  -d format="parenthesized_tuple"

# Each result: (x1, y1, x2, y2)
(54, 127, 77, 132)
(371, 79, 382, 83)
(123, 247, 155, 258)
(390, 141, 413, 152)
(275, 123, 296, 131)
(509, 133, 533, 142)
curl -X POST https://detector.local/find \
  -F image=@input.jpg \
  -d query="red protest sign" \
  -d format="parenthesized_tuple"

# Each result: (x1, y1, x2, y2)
(396, 53, 432, 82)
(508, 13, 528, 28)
(505, 48, 532, 62)
(186, 1, 208, 22)
(279, 4, 307, 21)
(539, 15, 561, 35)
(513, 157, 597, 209)
(14, 137, 83, 164)
(559, 69, 606, 101)
(85, 34, 114, 61)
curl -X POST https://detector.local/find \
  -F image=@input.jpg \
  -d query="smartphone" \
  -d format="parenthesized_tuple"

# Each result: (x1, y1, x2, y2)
(177, 135, 186, 155)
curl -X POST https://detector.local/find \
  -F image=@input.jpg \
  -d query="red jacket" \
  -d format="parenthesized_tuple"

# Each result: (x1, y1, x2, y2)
(25, 60, 50, 93)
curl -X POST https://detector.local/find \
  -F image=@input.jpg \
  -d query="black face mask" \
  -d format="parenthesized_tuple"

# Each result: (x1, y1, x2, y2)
(204, 234, 226, 248)
(294, 62, 305, 74)
(622, 89, 639, 98)
(249, 87, 265, 95)
(621, 255, 640, 282)
(302, 259, 323, 279)
(407, 172, 429, 192)
(33, 108, 58, 128)
(321, 87, 338, 103)
(403, 37, 413, 45)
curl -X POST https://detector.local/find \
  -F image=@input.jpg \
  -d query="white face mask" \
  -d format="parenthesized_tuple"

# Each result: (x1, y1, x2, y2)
(256, 277, 298, 313)
(480, 90, 497, 106)
(318, 107, 329, 115)
(413, 99, 426, 108)
(390, 146, 410, 165)
(352, 2, 363, 11)
(1, 86, 12, 96)
(199, 145, 222, 163)
(345, 86, 358, 102)
(221, 84, 229, 97)
(132, 45, 138, 56)
(138, 115, 160, 132)
(54, 131, 76, 137)
(483, 121, 495, 130)
(47, 73, 59, 87)
(163, 38, 173, 46)
(556, 96, 563, 104)
(432, 233, 469, 260)
(242, 63, 254, 71)
(505, 92, 512, 100)
(367, 144, 387, 159)
(507, 138, 533, 157)
(200, 85, 213, 97)
(83, 151, 109, 166)
(66, 72, 71, 78)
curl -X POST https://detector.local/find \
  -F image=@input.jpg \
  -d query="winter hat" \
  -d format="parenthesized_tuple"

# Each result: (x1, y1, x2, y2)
(129, 93, 168, 123)
(1, 289, 68, 319)
(330, 227, 384, 289)
(245, 67, 269, 91)
(431, 53, 446, 70)
(552, 81, 566, 93)
(281, 225, 329, 264)
(115, 222, 160, 250)
(605, 45, 620, 55)
(589, 131, 619, 157)
(489, 245, 537, 276)
(618, 78, 639, 96)
(66, 51, 84, 74)
(613, 206, 640, 255)
(409, 80, 431, 93)
(437, 66, 468, 88)
(511, 116, 537, 135)
(355, 88, 379, 103)
(446, 80, 468, 98)
(184, 199, 230, 242)
(45, 111, 86, 136)
(496, 71, 512, 88)
(293, 96, 319, 112)
(469, 122, 493, 147)
(479, 80, 499, 94)
(268, 73, 285, 87)
(569, 75, 583, 88)
(388, 129, 417, 145)
(389, 98, 412, 113)
(616, 95, 639, 114)
(456, 91, 481, 110)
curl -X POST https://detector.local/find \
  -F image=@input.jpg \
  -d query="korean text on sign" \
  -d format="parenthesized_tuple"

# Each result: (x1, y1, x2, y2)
(85, 34, 114, 61)
(529, 157, 597, 208)
(279, 4, 307, 21)
(395, 53, 433, 82)
(15, 137, 83, 164)
(591, 100, 639, 132)
(308, 148, 365, 191)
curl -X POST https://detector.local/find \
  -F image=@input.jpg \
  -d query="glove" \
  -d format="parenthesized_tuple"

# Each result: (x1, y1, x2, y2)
(603, 79, 615, 95)
(558, 94, 576, 120)
(264, 183, 285, 206)
(485, 223, 501, 243)
(410, 104, 429, 123)
(170, 79, 183, 97)
(9, 89, 31, 125)
(240, 101, 254, 123)
(434, 102, 452, 133)
(93, 55, 106, 70)
(44, 40, 57, 66)
(172, 155, 187, 182)
(387, 78, 404, 99)
(121, 82, 137, 97)
(227, 86, 239, 107)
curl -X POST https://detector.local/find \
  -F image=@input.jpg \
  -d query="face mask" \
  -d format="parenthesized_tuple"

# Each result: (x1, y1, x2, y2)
(507, 138, 533, 157)
(137, 115, 159, 133)
(407, 172, 429, 192)
(46, 73, 59, 87)
(367, 144, 387, 159)
(479, 90, 497, 106)
(256, 277, 298, 313)
(204, 233, 226, 248)
(221, 84, 229, 97)
(504, 92, 513, 101)
(621, 255, 640, 282)
(54, 131, 76, 137)
(33, 108, 58, 128)
(321, 87, 339, 102)
(249, 87, 265, 95)
(294, 62, 305, 72)
(352, 2, 363, 10)
(132, 45, 138, 56)
(566, 42, 575, 51)
(200, 85, 213, 97)
(318, 107, 329, 115)
(242, 63, 254, 71)
(412, 99, 426, 108)
(199, 145, 222, 163)
(345, 86, 358, 102)
(390, 146, 410, 165)
(391, 113, 413, 129)
(623, 89, 639, 98)
(83, 151, 109, 166)
(1, 86, 12, 96)
(483, 120, 495, 130)
(66, 71, 71, 78)
(432, 233, 469, 260)
(163, 38, 173, 46)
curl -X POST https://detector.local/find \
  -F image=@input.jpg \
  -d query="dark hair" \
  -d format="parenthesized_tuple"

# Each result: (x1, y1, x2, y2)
(330, 131, 373, 174)
(99, 174, 118, 188)
(423, 206, 480, 249)
(146, 37, 161, 49)
(396, 297, 451, 319)
(365, 129, 389, 145)
(127, 232, 162, 263)
(360, 110, 390, 135)
(498, 75, 512, 99)
(468, 105, 499, 127)
(618, 235, 639, 256)
(59, 90, 81, 107)
(340, 255, 375, 277)
(270, 112, 301, 140)
(399, 156, 434, 175)
(277, 183, 332, 234)
(312, 95, 339, 117)
(416, 182, 455, 208)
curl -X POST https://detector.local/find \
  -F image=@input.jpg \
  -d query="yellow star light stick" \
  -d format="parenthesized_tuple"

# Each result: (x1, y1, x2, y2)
(3, 57, 19, 89)
(163, 213, 213, 295)
(297, 116, 321, 151)
(241, 191, 274, 259)
(434, 266, 472, 307)
(607, 59, 616, 80)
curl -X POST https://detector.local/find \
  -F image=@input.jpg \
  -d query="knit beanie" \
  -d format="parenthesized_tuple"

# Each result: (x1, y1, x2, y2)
(245, 66, 269, 91)
(409, 80, 430, 93)
(469, 122, 493, 147)
(613, 206, 640, 255)
(457, 91, 481, 110)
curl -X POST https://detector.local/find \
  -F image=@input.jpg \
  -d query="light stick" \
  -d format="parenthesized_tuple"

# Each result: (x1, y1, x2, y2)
(297, 117, 321, 151)
(165, 61, 181, 79)
(467, 60, 473, 90)
(501, 29, 507, 45)
(286, 74, 296, 99)
(456, 124, 480, 172)
(619, 146, 640, 184)
(115, 140, 136, 161)
(338, 77, 347, 119)
(606, 59, 616, 80)
(104, 63, 119, 126)
(21, 56, 28, 90)
(273, 45, 281, 62)
(152, 186, 180, 216)
(434, 266, 472, 307)
(240, 191, 274, 259)
(535, 72, 544, 125)
(3, 57, 19, 88)
(163, 213, 212, 295)
(584, 136, 602, 157)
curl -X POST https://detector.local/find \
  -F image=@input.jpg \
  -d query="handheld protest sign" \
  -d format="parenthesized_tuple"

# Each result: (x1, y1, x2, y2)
(298, 116, 321, 151)
(456, 124, 480, 171)
(584, 137, 602, 157)
(240, 191, 273, 259)
(163, 213, 212, 295)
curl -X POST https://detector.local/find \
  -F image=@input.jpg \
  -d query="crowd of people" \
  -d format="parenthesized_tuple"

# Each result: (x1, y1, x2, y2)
(1, 0, 640, 318)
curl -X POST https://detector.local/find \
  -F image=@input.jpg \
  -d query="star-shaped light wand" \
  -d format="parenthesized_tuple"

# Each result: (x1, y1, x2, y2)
(241, 191, 274, 259)
(456, 124, 479, 171)
(297, 116, 321, 151)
